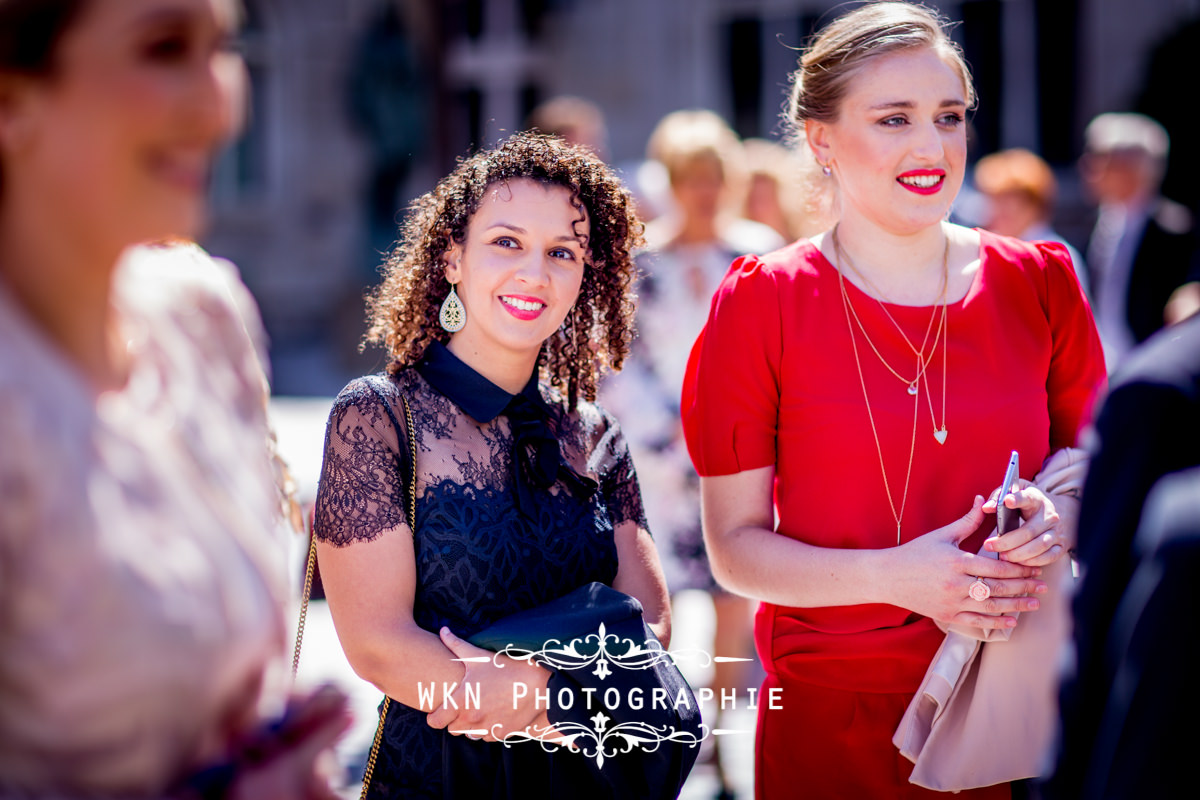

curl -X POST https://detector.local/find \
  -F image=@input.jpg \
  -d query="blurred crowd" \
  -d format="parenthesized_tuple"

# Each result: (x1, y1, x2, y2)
(530, 95, 1200, 376)
(3, 0, 1198, 797)
(525, 92, 1200, 799)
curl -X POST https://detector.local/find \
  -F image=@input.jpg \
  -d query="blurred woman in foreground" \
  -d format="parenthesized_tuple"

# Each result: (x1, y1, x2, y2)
(0, 1, 348, 797)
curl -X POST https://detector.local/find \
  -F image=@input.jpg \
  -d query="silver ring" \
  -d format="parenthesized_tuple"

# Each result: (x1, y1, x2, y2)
(968, 577, 991, 602)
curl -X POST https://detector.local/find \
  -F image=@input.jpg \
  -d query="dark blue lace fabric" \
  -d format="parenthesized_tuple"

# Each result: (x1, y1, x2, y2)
(313, 350, 648, 798)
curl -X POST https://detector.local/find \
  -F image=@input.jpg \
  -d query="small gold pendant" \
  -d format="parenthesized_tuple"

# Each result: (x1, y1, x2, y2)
(907, 382, 918, 396)
(934, 427, 948, 445)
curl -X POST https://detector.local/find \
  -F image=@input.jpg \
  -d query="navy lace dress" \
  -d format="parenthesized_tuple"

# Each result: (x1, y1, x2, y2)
(313, 343, 649, 798)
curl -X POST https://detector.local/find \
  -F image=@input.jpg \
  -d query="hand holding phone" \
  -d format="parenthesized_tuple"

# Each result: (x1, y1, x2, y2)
(995, 450, 1020, 536)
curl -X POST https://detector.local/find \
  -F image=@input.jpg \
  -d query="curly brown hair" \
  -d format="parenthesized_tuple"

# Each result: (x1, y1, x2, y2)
(365, 132, 643, 409)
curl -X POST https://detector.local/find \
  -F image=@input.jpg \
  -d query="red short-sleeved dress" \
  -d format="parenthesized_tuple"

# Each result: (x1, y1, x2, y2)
(681, 231, 1106, 798)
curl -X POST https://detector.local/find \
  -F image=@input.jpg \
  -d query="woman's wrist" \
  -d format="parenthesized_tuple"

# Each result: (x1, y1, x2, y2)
(855, 546, 891, 606)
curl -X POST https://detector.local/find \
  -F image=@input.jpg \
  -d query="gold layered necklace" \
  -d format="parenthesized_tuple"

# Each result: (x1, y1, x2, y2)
(832, 226, 950, 544)
(833, 227, 950, 444)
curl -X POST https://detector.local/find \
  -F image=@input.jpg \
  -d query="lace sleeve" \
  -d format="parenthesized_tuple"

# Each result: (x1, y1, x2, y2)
(313, 378, 408, 546)
(594, 408, 651, 533)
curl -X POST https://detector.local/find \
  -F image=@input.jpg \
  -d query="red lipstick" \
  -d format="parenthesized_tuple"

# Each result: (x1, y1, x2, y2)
(896, 169, 945, 196)
(499, 294, 547, 321)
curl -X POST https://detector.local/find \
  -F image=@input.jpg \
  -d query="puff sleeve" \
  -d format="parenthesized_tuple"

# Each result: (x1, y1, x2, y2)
(1034, 241, 1107, 451)
(681, 255, 783, 476)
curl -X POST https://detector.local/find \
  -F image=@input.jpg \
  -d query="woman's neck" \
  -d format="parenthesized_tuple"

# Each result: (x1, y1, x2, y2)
(828, 214, 950, 304)
(0, 211, 129, 393)
(445, 337, 538, 395)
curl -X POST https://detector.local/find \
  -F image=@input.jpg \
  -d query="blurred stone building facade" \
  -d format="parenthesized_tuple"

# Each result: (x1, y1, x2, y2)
(205, 0, 1200, 395)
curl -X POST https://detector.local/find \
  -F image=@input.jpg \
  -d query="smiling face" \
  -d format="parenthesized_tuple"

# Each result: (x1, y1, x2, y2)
(806, 46, 968, 236)
(0, 0, 244, 248)
(444, 178, 589, 373)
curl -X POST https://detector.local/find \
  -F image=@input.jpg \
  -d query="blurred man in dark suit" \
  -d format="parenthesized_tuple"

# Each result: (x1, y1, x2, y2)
(1046, 314, 1200, 798)
(1081, 113, 1199, 371)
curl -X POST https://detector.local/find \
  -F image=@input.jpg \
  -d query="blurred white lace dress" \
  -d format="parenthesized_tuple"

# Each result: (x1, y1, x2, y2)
(0, 244, 288, 795)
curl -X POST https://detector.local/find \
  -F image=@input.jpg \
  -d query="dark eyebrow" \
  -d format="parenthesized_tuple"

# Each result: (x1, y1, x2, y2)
(488, 223, 528, 235)
(487, 223, 584, 244)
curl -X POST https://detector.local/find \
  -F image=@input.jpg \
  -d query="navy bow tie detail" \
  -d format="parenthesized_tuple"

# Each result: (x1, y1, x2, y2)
(504, 393, 598, 517)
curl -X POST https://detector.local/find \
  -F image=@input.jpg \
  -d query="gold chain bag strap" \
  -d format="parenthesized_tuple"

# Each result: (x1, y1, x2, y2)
(292, 390, 417, 799)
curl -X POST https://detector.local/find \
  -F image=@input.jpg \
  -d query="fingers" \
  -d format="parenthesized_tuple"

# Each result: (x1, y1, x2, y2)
(440, 626, 491, 662)
(428, 628, 486, 728)
(453, 724, 496, 742)
(1002, 537, 1067, 567)
(440, 701, 488, 739)
(425, 703, 459, 731)
(425, 681, 468, 730)
(951, 610, 1020, 630)
(987, 521, 1065, 566)
(432, 629, 552, 745)
(940, 495, 985, 544)
(981, 483, 1070, 568)
(965, 579, 1043, 612)
(981, 479, 1031, 512)
(953, 569, 1046, 630)
(963, 551, 1042, 581)
(981, 489, 1001, 512)
(1003, 484, 1048, 513)
(963, 572, 1042, 603)
(986, 517, 1047, 551)
(978, 576, 1047, 598)
(952, 582, 1040, 630)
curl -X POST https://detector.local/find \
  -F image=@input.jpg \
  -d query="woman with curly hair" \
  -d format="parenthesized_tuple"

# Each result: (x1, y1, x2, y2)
(312, 132, 676, 798)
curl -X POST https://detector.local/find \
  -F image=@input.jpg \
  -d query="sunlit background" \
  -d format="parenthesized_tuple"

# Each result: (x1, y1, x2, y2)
(206, 0, 1200, 398)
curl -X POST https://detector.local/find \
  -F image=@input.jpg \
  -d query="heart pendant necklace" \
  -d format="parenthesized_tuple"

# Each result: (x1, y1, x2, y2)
(833, 226, 950, 446)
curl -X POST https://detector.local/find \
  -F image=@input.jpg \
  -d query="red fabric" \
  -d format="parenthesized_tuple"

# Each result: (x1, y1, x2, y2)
(682, 231, 1106, 798)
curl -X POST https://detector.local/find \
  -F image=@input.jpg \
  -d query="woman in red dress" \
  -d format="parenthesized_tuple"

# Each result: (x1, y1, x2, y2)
(681, 3, 1106, 797)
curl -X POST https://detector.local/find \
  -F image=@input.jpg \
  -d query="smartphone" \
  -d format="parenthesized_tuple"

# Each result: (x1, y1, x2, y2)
(995, 450, 1020, 536)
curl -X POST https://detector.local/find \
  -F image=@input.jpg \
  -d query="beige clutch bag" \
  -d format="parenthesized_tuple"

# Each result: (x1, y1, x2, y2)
(893, 447, 1086, 791)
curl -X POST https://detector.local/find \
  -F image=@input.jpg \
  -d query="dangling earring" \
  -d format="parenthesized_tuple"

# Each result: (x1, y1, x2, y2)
(820, 162, 832, 177)
(439, 281, 466, 332)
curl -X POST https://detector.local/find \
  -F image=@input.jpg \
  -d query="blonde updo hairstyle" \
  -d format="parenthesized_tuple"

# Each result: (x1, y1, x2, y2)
(647, 110, 744, 187)
(785, 1, 976, 213)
